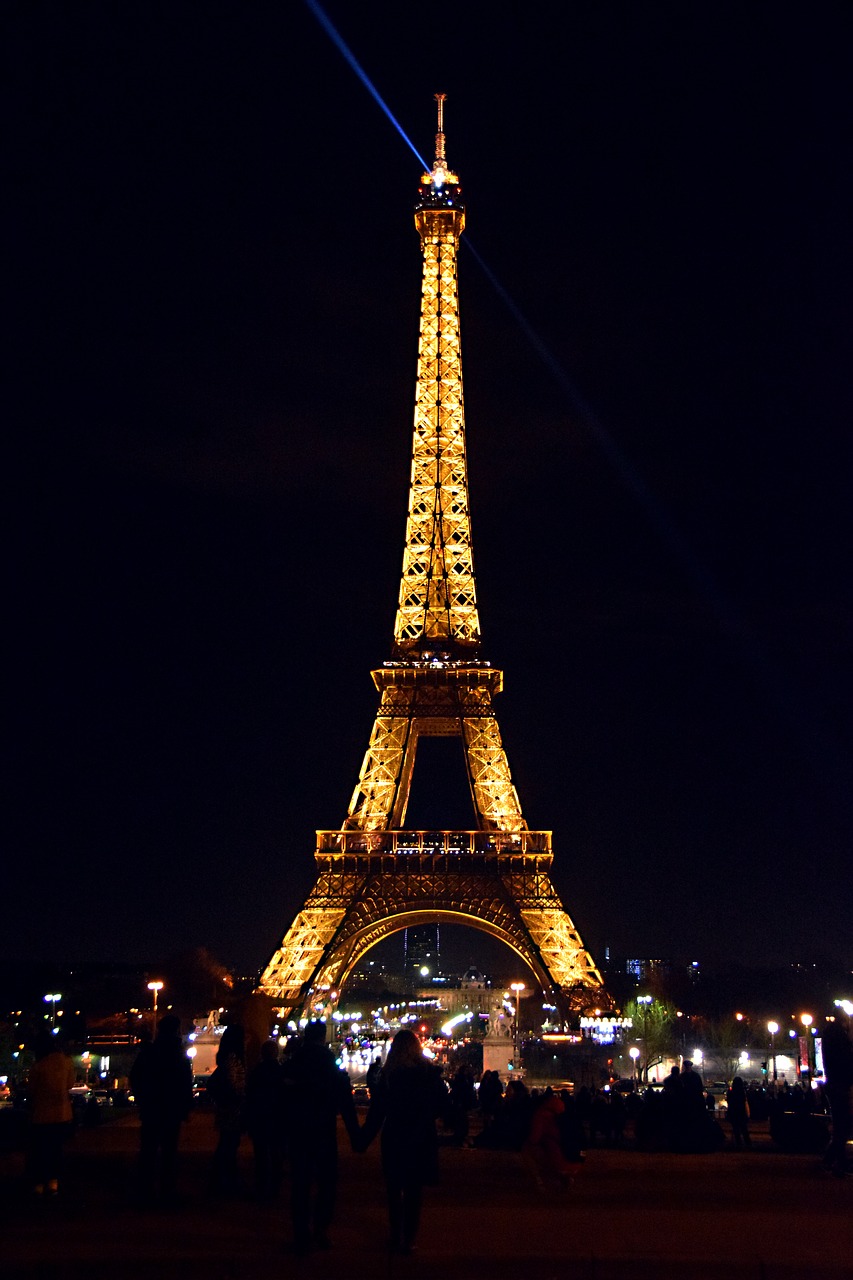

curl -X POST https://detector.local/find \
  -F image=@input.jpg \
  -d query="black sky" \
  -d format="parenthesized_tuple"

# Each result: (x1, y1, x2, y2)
(6, 3, 852, 981)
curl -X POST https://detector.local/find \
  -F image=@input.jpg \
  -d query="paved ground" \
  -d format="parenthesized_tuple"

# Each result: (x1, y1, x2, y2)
(1, 1110, 850, 1280)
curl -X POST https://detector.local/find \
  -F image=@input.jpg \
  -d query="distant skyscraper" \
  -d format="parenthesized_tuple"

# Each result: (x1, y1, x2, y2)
(404, 924, 440, 982)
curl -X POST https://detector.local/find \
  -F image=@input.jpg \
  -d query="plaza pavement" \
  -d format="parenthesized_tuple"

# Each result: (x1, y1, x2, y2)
(1, 1109, 850, 1280)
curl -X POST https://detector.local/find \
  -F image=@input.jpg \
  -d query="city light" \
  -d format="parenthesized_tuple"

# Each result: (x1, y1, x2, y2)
(767, 1020, 779, 1081)
(43, 993, 61, 1029)
(146, 980, 164, 1034)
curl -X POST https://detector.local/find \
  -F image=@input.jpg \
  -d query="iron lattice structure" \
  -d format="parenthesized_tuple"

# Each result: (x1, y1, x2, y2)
(259, 98, 603, 1024)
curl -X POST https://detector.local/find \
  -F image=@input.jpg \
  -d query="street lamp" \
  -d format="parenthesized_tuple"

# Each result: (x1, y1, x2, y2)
(637, 995, 653, 1083)
(147, 981, 164, 1035)
(629, 1046, 640, 1088)
(43, 993, 61, 1030)
(767, 1021, 779, 1081)
(510, 983, 524, 1068)
(800, 1013, 814, 1079)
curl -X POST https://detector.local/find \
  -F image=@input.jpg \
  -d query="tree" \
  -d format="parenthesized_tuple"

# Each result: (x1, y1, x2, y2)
(624, 997, 678, 1081)
(697, 1016, 746, 1083)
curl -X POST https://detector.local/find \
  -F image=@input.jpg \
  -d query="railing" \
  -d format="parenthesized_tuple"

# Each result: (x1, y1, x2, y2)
(315, 829, 552, 857)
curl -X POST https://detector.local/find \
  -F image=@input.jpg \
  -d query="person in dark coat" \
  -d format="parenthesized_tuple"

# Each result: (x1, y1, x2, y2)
(821, 1020, 853, 1176)
(360, 1028, 449, 1255)
(27, 1031, 75, 1196)
(558, 1088, 585, 1163)
(129, 1015, 193, 1205)
(478, 1069, 504, 1134)
(210, 1022, 246, 1196)
(726, 1076, 751, 1149)
(244, 1039, 288, 1201)
(282, 1020, 360, 1255)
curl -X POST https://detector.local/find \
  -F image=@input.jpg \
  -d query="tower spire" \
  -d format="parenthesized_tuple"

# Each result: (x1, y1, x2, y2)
(396, 94, 471, 658)
(434, 91, 446, 166)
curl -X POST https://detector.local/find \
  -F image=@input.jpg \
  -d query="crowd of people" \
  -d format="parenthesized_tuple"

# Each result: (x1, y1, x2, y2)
(12, 1018, 853, 1256)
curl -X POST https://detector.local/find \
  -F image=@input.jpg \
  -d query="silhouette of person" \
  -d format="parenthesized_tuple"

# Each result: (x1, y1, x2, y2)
(679, 1059, 706, 1121)
(244, 1039, 287, 1201)
(821, 1020, 853, 1177)
(129, 1015, 193, 1205)
(558, 1088, 585, 1163)
(449, 1062, 476, 1144)
(27, 1030, 75, 1196)
(526, 1088, 576, 1187)
(478, 1069, 503, 1133)
(282, 1019, 360, 1255)
(726, 1076, 751, 1149)
(210, 1022, 246, 1195)
(589, 1089, 612, 1145)
(501, 1077, 534, 1150)
(359, 1027, 449, 1255)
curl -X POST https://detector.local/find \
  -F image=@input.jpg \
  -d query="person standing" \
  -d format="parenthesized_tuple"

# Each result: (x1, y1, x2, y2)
(27, 1031, 75, 1196)
(210, 1022, 246, 1196)
(129, 1014, 193, 1205)
(282, 1020, 360, 1255)
(477, 1069, 503, 1135)
(359, 1028, 448, 1255)
(821, 1020, 853, 1177)
(526, 1089, 577, 1188)
(726, 1076, 752, 1149)
(244, 1039, 288, 1202)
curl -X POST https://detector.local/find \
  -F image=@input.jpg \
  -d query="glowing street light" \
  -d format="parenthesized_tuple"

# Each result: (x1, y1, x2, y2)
(629, 1046, 640, 1087)
(767, 1021, 779, 1081)
(147, 981, 164, 1035)
(43, 993, 62, 1029)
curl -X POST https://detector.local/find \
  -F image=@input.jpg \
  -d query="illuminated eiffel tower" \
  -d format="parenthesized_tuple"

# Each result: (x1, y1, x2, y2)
(259, 97, 603, 1023)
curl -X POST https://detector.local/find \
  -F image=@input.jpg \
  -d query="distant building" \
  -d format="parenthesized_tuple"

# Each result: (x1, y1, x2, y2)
(403, 925, 441, 985)
(603, 948, 701, 986)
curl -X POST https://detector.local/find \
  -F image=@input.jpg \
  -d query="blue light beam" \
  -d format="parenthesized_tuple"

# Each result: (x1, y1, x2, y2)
(305, 0, 430, 172)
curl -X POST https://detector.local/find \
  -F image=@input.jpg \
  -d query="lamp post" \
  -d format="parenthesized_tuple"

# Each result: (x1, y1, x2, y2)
(147, 981, 164, 1036)
(637, 995, 653, 1083)
(800, 1013, 813, 1079)
(629, 1046, 640, 1089)
(767, 1021, 779, 1082)
(43, 993, 61, 1030)
(510, 982, 524, 1070)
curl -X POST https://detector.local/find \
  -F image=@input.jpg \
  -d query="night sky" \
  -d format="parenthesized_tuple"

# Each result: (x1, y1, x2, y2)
(6, 4, 851, 982)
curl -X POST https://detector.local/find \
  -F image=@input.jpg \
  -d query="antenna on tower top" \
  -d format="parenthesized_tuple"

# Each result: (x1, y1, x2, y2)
(434, 92, 447, 164)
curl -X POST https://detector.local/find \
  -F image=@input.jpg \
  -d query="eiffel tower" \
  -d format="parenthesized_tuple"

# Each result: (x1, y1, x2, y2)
(259, 97, 603, 1024)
